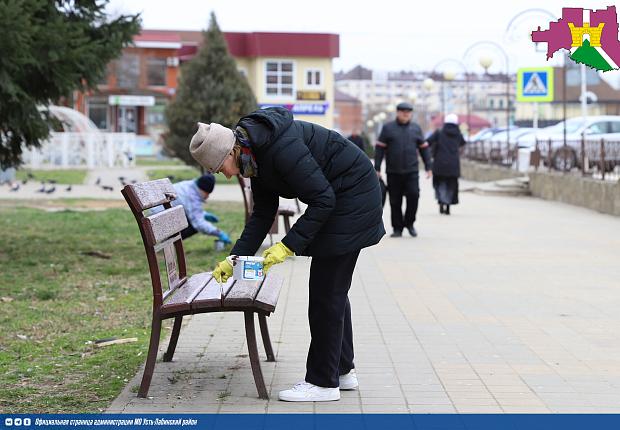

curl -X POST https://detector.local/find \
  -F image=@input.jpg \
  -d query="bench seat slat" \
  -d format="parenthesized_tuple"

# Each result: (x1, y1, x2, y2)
(253, 274, 283, 313)
(144, 205, 188, 246)
(192, 274, 225, 309)
(162, 276, 186, 302)
(221, 278, 235, 298)
(223, 279, 262, 308)
(162, 272, 211, 314)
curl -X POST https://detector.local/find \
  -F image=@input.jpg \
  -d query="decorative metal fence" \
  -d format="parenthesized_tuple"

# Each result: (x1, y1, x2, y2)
(464, 137, 620, 181)
(21, 132, 137, 169)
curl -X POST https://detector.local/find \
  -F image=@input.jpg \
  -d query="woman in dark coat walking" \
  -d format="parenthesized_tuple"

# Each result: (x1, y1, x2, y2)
(189, 107, 385, 402)
(426, 113, 466, 215)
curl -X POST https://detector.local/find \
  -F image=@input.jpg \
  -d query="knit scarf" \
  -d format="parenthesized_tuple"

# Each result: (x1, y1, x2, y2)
(234, 126, 258, 178)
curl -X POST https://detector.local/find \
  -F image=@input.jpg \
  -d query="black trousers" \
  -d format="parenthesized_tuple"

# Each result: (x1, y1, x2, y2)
(305, 250, 360, 388)
(387, 172, 420, 231)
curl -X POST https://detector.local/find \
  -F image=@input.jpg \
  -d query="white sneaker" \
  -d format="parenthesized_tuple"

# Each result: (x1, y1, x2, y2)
(278, 381, 340, 402)
(339, 370, 359, 390)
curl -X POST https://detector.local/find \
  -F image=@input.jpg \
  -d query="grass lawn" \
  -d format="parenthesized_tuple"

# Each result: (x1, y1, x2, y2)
(0, 200, 244, 413)
(15, 170, 88, 185)
(146, 169, 236, 185)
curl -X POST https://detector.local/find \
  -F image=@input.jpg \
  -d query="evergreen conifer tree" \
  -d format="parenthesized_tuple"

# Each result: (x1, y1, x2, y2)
(165, 12, 257, 167)
(0, 0, 140, 168)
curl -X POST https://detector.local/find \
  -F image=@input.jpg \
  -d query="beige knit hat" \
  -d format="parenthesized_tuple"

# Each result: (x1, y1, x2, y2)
(189, 122, 236, 173)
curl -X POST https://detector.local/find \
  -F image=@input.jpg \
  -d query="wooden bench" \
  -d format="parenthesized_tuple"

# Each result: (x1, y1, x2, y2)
(121, 178, 283, 399)
(237, 175, 298, 238)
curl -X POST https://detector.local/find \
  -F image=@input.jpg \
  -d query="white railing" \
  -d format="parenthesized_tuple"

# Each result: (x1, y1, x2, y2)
(22, 132, 137, 168)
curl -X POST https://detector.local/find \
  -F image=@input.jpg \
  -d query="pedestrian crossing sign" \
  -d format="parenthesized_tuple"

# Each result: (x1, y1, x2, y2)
(517, 67, 554, 102)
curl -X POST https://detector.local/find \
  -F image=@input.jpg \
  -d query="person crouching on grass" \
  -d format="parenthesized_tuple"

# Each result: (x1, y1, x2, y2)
(189, 107, 385, 402)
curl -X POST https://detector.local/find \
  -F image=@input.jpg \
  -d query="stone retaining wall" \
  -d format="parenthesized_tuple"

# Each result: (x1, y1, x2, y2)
(529, 171, 620, 216)
(460, 160, 523, 182)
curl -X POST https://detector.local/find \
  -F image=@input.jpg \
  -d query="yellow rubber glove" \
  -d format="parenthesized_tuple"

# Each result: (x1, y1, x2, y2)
(262, 242, 294, 274)
(212, 258, 233, 283)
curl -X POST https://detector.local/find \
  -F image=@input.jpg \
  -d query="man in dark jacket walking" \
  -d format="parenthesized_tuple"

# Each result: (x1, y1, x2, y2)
(374, 102, 432, 237)
(189, 107, 385, 402)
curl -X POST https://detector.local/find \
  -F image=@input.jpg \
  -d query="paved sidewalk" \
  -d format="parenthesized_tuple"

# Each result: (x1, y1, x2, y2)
(109, 178, 620, 413)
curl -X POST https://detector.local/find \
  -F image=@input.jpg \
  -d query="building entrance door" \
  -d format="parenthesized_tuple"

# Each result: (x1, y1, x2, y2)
(118, 106, 137, 133)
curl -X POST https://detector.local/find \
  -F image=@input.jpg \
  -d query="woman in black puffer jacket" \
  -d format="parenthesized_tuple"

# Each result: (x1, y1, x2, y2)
(427, 113, 467, 215)
(189, 107, 385, 402)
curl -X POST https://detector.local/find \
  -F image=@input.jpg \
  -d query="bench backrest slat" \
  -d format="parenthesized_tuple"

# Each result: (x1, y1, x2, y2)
(143, 205, 188, 246)
(125, 178, 177, 211)
(153, 233, 182, 253)
(163, 243, 182, 291)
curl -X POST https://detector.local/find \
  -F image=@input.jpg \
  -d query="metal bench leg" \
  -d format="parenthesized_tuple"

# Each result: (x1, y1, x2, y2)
(244, 311, 269, 399)
(163, 316, 183, 362)
(258, 314, 276, 362)
(138, 316, 162, 398)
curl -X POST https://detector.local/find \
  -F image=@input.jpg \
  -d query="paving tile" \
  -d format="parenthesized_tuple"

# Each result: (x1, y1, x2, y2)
(455, 405, 503, 413)
(360, 397, 407, 406)
(361, 404, 410, 413)
(500, 406, 552, 413)
(266, 403, 315, 413)
(409, 404, 457, 413)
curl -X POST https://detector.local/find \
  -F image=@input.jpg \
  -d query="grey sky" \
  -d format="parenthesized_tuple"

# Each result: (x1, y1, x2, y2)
(107, 0, 620, 80)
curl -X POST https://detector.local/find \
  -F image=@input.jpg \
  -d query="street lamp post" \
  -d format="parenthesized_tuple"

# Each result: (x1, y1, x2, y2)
(408, 91, 419, 124)
(479, 56, 494, 128)
(365, 119, 375, 149)
(431, 59, 470, 131)
(581, 64, 587, 122)
(423, 78, 434, 131)
(464, 41, 511, 148)
(443, 70, 456, 118)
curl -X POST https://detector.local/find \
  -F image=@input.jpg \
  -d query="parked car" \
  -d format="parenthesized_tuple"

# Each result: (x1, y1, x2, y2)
(469, 126, 516, 143)
(517, 116, 620, 170)
(490, 127, 536, 145)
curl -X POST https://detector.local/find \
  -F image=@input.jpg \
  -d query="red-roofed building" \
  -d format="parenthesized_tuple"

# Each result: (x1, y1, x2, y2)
(75, 29, 339, 152)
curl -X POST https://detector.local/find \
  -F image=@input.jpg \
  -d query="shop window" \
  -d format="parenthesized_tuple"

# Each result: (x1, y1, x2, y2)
(147, 104, 166, 127)
(87, 103, 109, 130)
(147, 57, 167, 86)
(265, 60, 295, 97)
